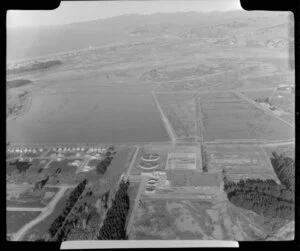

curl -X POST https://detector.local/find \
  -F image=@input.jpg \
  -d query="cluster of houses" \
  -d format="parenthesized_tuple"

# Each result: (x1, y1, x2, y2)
(7, 147, 43, 153)
(53, 147, 85, 152)
(68, 159, 83, 167)
(52, 146, 106, 154)
(277, 84, 294, 93)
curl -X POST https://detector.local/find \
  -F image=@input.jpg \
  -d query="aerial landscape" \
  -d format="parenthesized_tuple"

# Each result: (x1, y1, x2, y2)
(6, 1, 295, 242)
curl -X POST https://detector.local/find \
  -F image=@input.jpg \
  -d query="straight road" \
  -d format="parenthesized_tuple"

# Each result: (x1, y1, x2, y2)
(126, 146, 139, 175)
(151, 92, 176, 145)
(126, 176, 148, 236)
(7, 207, 44, 212)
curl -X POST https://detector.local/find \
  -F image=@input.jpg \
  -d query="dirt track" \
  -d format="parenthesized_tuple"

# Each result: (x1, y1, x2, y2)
(11, 186, 71, 241)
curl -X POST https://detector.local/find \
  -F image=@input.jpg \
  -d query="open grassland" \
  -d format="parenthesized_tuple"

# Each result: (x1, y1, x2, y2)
(129, 199, 216, 240)
(7, 211, 41, 234)
(6, 158, 50, 184)
(204, 144, 279, 182)
(91, 147, 132, 195)
(43, 159, 84, 185)
(166, 170, 220, 188)
(7, 186, 59, 208)
(129, 197, 289, 241)
(197, 92, 294, 141)
(155, 93, 197, 141)
(125, 181, 141, 230)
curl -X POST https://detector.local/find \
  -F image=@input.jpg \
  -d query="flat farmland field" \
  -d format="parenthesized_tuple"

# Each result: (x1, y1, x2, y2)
(264, 143, 295, 159)
(197, 92, 294, 142)
(7, 211, 41, 234)
(155, 93, 197, 141)
(156, 72, 245, 93)
(166, 170, 220, 188)
(188, 172, 220, 187)
(241, 89, 275, 101)
(166, 153, 197, 170)
(205, 144, 278, 182)
(244, 73, 294, 89)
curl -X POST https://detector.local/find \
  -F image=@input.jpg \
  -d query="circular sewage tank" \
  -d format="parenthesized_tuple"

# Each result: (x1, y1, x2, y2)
(141, 153, 160, 162)
(139, 161, 159, 170)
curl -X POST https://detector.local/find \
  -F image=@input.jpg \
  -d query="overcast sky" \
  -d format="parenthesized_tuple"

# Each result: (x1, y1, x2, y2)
(7, 0, 242, 28)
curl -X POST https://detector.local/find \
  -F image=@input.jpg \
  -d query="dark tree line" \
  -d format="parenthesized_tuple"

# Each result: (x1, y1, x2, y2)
(47, 179, 88, 240)
(8, 160, 31, 174)
(7, 79, 32, 89)
(96, 150, 115, 175)
(34, 176, 49, 190)
(97, 179, 130, 240)
(270, 151, 294, 190)
(224, 178, 294, 220)
(201, 147, 208, 172)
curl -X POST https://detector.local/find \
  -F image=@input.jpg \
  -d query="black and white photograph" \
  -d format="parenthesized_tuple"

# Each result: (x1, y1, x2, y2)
(6, 0, 295, 244)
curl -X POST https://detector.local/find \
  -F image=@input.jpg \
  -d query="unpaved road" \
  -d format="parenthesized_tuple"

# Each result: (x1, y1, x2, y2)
(126, 146, 139, 175)
(152, 92, 176, 145)
(12, 186, 71, 241)
(7, 207, 44, 212)
(126, 176, 148, 235)
(234, 91, 295, 128)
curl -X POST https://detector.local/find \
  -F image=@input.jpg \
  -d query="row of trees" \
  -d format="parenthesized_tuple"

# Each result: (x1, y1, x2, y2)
(270, 151, 294, 190)
(47, 179, 88, 240)
(96, 156, 113, 175)
(224, 178, 294, 220)
(96, 148, 116, 175)
(97, 179, 130, 240)
(201, 146, 208, 172)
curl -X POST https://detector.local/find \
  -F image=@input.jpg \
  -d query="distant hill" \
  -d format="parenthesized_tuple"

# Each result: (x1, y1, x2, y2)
(7, 11, 293, 61)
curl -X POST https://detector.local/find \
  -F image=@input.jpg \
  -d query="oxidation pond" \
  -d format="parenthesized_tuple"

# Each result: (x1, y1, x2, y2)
(7, 93, 170, 143)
